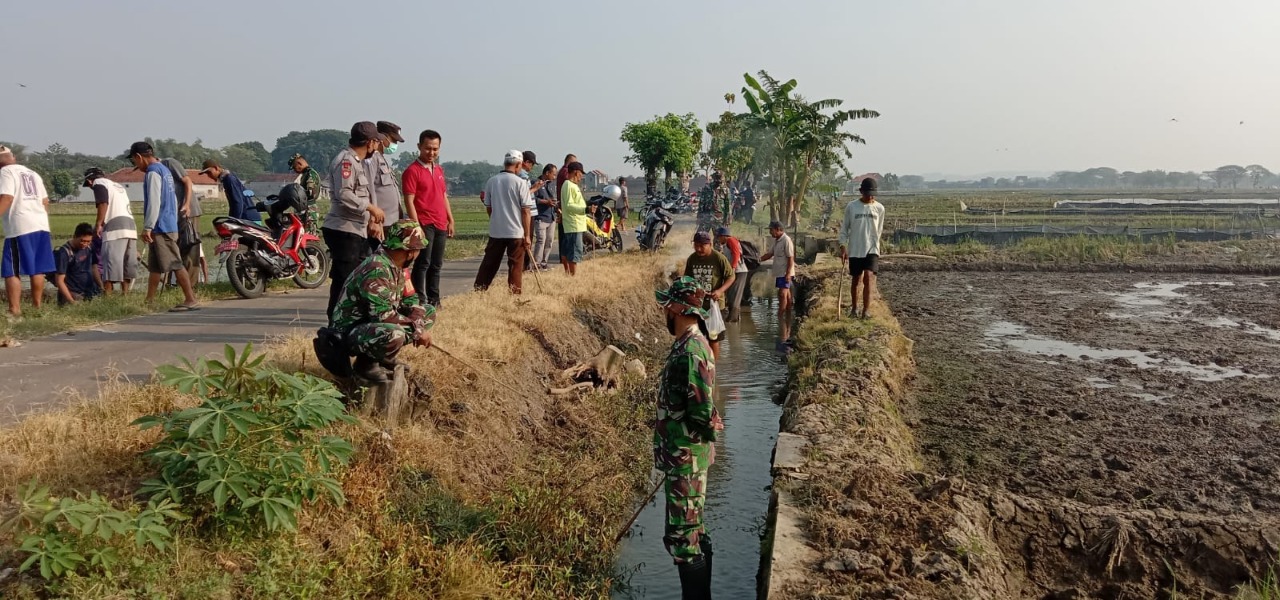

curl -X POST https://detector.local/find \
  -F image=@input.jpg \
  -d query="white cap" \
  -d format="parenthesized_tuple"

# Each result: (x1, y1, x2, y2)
(504, 149, 523, 165)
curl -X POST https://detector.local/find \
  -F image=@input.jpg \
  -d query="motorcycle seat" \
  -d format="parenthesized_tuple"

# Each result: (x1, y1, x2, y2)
(220, 216, 272, 234)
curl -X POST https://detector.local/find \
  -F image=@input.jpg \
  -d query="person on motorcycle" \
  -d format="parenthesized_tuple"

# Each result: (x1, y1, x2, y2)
(582, 202, 608, 250)
(289, 153, 323, 231)
(330, 220, 435, 382)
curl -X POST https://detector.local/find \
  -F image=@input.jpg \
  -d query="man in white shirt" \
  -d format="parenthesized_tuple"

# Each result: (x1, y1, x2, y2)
(85, 167, 138, 295)
(0, 146, 55, 317)
(759, 219, 796, 313)
(474, 150, 534, 293)
(838, 177, 886, 319)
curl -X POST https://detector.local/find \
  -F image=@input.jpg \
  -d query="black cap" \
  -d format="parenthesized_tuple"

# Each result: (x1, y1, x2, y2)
(126, 141, 153, 157)
(350, 121, 379, 145)
(376, 121, 405, 143)
(82, 167, 105, 187)
(522, 150, 537, 164)
(768, 220, 784, 230)
(567, 161, 585, 174)
(693, 231, 713, 244)
(860, 177, 878, 193)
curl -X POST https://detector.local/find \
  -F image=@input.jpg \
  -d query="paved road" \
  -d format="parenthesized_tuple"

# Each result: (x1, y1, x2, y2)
(0, 257, 492, 421)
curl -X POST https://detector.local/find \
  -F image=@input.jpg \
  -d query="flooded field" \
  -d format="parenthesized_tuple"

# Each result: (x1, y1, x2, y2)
(885, 272, 1280, 516)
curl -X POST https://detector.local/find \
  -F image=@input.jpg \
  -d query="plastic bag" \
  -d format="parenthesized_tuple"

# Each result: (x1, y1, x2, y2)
(706, 301, 726, 337)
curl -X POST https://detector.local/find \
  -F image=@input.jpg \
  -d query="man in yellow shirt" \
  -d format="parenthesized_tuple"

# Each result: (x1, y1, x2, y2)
(558, 162, 587, 276)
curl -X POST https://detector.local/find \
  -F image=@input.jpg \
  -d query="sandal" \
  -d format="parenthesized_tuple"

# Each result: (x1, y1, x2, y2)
(169, 303, 201, 312)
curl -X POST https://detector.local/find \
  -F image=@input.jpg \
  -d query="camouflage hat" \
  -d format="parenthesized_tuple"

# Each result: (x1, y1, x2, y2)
(656, 276, 708, 320)
(383, 220, 427, 251)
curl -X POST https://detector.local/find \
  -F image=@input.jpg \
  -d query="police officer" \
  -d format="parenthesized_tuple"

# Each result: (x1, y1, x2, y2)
(654, 276, 722, 599)
(366, 121, 405, 251)
(322, 121, 386, 318)
(331, 220, 434, 382)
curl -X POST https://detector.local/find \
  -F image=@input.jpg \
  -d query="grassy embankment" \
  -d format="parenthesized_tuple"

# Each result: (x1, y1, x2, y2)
(772, 260, 1280, 598)
(0, 197, 491, 340)
(0, 250, 672, 599)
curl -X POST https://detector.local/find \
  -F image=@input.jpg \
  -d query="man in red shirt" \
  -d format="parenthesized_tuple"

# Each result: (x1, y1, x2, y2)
(402, 129, 454, 307)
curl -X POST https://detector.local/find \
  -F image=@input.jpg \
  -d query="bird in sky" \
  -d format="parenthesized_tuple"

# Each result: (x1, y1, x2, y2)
(1169, 118, 1178, 122)
(17, 83, 27, 88)
(1239, 120, 1245, 125)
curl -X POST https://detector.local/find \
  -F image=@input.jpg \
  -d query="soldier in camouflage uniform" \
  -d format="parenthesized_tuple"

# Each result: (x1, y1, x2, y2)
(290, 153, 323, 233)
(654, 276, 723, 599)
(331, 220, 435, 382)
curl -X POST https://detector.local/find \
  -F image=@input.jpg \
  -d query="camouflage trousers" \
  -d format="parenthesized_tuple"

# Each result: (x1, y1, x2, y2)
(345, 323, 410, 362)
(663, 469, 708, 563)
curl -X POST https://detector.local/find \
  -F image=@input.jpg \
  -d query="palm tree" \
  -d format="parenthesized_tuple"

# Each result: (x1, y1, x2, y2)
(737, 71, 878, 226)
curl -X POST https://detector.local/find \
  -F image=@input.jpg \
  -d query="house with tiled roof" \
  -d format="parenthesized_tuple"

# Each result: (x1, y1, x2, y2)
(72, 167, 222, 203)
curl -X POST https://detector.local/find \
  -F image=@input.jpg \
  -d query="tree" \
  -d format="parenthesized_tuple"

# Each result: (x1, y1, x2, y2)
(271, 130, 349, 173)
(881, 173, 901, 191)
(47, 170, 77, 200)
(706, 110, 754, 188)
(439, 161, 502, 196)
(1245, 165, 1273, 189)
(220, 144, 268, 182)
(1207, 165, 1246, 189)
(736, 70, 878, 226)
(620, 113, 701, 195)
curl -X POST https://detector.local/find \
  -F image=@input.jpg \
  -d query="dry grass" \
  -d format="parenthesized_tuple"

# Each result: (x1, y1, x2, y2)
(0, 249, 675, 599)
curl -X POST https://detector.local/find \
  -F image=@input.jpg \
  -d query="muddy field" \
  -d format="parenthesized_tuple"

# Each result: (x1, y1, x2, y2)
(882, 271, 1280, 596)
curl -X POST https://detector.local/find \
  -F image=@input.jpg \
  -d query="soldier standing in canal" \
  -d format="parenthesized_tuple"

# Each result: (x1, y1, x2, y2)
(654, 276, 723, 599)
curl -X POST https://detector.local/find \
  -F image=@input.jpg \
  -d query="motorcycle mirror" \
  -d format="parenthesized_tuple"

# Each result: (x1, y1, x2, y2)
(243, 190, 256, 198)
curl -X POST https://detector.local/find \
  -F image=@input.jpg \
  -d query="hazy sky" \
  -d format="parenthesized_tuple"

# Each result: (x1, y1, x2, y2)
(3, 0, 1278, 179)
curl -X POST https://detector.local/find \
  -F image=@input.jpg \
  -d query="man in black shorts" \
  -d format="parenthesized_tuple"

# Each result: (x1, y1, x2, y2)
(838, 178, 886, 319)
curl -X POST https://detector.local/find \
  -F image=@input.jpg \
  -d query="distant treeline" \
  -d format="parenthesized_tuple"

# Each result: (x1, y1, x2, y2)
(898, 165, 1277, 191)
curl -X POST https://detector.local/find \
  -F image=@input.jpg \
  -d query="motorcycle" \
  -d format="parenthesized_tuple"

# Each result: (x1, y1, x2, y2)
(213, 185, 331, 299)
(636, 195, 676, 251)
(586, 194, 623, 253)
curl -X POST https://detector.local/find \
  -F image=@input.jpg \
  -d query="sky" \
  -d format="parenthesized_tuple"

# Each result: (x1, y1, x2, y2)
(3, 0, 1278, 180)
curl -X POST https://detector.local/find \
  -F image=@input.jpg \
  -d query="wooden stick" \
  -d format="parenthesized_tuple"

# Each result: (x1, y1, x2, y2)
(431, 344, 528, 396)
(614, 475, 665, 544)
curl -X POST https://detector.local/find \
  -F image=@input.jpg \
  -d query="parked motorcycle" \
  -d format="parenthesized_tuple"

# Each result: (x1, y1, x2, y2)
(586, 185, 624, 253)
(637, 194, 676, 251)
(213, 184, 330, 299)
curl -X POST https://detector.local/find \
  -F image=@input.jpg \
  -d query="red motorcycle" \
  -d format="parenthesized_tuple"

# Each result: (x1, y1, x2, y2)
(213, 184, 330, 299)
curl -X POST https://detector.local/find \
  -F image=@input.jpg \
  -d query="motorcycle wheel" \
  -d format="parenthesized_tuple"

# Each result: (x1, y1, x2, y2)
(226, 245, 267, 299)
(653, 226, 668, 250)
(292, 245, 331, 289)
(610, 229, 623, 253)
(641, 222, 658, 251)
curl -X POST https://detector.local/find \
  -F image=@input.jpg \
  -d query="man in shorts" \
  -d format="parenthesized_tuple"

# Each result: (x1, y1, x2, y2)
(839, 177, 886, 319)
(54, 223, 103, 305)
(760, 220, 795, 314)
(0, 146, 55, 317)
(558, 161, 588, 276)
(127, 141, 199, 311)
(86, 167, 138, 294)
(683, 230, 734, 360)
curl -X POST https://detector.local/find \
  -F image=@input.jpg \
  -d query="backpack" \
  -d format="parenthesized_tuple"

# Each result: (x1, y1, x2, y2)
(740, 240, 761, 271)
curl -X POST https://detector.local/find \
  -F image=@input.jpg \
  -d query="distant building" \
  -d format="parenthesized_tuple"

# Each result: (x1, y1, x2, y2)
(73, 168, 221, 203)
(585, 169, 609, 192)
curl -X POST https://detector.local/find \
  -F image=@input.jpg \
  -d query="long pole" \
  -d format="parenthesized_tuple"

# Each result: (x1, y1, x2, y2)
(614, 476, 664, 544)
(431, 344, 527, 397)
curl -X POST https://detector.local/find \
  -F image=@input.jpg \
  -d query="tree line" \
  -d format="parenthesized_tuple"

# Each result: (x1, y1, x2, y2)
(899, 165, 1278, 191)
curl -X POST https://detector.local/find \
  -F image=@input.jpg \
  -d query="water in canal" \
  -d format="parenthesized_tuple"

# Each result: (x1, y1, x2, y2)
(613, 277, 790, 599)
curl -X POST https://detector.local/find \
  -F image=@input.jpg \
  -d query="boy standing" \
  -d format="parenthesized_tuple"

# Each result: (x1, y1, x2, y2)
(838, 177, 886, 319)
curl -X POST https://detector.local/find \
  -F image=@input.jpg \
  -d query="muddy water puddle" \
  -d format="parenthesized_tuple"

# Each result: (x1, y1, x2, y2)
(613, 291, 787, 600)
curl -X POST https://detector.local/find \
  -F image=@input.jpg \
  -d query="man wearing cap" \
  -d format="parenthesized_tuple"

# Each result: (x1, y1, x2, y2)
(323, 122, 387, 318)
(331, 220, 435, 382)
(200, 159, 260, 223)
(682, 231, 734, 360)
(366, 121, 405, 251)
(475, 150, 534, 293)
(0, 146, 55, 317)
(86, 167, 138, 295)
(654, 276, 722, 597)
(839, 177, 886, 319)
(126, 141, 200, 311)
(290, 153, 323, 232)
(760, 220, 796, 324)
(558, 162, 588, 276)
(715, 226, 749, 323)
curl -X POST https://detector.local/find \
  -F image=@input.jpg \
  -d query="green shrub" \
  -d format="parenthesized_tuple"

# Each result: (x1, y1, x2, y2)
(133, 344, 356, 532)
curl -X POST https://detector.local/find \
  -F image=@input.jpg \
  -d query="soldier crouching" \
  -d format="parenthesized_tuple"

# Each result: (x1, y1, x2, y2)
(330, 220, 435, 382)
